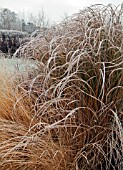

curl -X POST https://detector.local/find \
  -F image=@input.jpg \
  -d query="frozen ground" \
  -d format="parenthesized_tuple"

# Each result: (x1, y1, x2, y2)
(0, 57, 38, 77)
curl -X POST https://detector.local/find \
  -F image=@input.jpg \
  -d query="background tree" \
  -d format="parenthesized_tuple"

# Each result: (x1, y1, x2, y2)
(0, 8, 21, 30)
(37, 8, 50, 28)
(21, 19, 26, 31)
(0, 7, 50, 33)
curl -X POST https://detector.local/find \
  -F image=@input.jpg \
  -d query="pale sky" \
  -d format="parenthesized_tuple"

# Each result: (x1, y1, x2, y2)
(0, 0, 122, 22)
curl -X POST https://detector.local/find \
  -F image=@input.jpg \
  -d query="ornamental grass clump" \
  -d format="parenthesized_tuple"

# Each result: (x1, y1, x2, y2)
(0, 4, 123, 170)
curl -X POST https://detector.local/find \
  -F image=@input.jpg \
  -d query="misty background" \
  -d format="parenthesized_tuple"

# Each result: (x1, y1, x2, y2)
(0, 0, 122, 23)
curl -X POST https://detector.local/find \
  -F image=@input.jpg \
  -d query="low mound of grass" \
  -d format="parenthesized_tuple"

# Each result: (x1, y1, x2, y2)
(0, 4, 123, 170)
